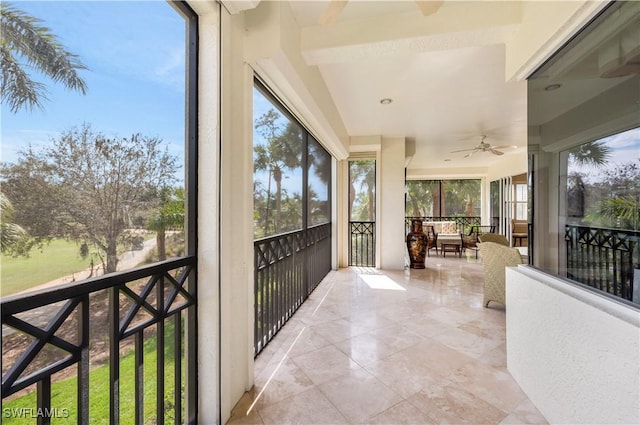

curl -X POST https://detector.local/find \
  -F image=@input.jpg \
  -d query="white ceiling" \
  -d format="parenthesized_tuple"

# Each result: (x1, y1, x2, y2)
(285, 0, 529, 171)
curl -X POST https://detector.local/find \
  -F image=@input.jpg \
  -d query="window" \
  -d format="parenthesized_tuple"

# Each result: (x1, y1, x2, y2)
(1, 1, 193, 296)
(563, 130, 639, 230)
(528, 1, 640, 303)
(308, 136, 331, 226)
(349, 160, 376, 222)
(253, 84, 304, 238)
(252, 80, 332, 239)
(514, 184, 527, 220)
(405, 179, 481, 218)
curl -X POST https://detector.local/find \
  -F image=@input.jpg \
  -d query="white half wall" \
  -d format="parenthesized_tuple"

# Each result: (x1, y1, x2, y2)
(506, 266, 640, 425)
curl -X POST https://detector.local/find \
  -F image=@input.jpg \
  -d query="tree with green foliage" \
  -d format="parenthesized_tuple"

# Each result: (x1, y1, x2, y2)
(349, 160, 375, 221)
(585, 160, 640, 230)
(0, 2, 87, 112)
(448, 179, 481, 216)
(567, 140, 611, 167)
(566, 140, 612, 222)
(254, 109, 302, 235)
(0, 192, 27, 255)
(1, 124, 177, 273)
(405, 180, 434, 217)
(147, 188, 185, 261)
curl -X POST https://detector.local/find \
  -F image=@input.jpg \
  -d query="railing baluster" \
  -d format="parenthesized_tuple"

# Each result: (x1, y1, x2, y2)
(135, 330, 144, 425)
(109, 286, 120, 425)
(253, 224, 331, 355)
(174, 313, 182, 425)
(37, 376, 51, 425)
(348, 221, 375, 267)
(565, 224, 638, 303)
(157, 276, 165, 425)
(78, 294, 90, 425)
(2, 257, 196, 424)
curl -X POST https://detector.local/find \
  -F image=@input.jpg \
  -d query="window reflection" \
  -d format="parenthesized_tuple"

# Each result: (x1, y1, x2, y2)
(528, 1, 639, 303)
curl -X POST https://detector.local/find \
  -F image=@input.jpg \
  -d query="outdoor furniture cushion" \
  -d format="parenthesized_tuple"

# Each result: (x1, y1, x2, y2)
(423, 221, 458, 236)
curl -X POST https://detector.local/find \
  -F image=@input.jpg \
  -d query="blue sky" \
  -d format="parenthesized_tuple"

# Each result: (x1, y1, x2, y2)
(1, 1, 186, 175)
(568, 127, 640, 183)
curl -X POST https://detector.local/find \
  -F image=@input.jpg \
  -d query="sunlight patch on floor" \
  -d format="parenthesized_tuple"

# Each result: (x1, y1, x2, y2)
(359, 273, 406, 291)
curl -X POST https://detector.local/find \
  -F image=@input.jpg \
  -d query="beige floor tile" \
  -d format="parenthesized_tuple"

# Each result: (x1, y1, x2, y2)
(498, 398, 548, 425)
(252, 357, 316, 408)
(365, 400, 437, 425)
(447, 363, 528, 413)
(318, 368, 403, 424)
(231, 264, 549, 425)
(257, 387, 349, 425)
(406, 383, 508, 424)
(291, 344, 361, 385)
(227, 390, 265, 425)
(333, 332, 399, 367)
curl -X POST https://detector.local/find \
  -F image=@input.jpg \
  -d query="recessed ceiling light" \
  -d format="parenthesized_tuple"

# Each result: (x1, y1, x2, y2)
(380, 98, 393, 105)
(544, 83, 562, 91)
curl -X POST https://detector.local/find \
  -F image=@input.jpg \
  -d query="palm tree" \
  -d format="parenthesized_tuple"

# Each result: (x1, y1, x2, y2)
(0, 192, 27, 254)
(586, 195, 639, 230)
(1, 2, 88, 112)
(349, 160, 375, 221)
(147, 188, 185, 261)
(254, 109, 302, 235)
(568, 140, 611, 167)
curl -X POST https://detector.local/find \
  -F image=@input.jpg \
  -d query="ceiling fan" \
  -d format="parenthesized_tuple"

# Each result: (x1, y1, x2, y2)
(450, 136, 516, 158)
(319, 0, 444, 25)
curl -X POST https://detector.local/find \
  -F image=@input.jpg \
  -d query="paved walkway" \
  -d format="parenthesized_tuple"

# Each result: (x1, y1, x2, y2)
(2, 238, 156, 337)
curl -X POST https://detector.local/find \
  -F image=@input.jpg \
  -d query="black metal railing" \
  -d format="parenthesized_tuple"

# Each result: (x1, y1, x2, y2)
(1, 256, 197, 424)
(349, 221, 375, 267)
(404, 216, 481, 234)
(254, 223, 331, 356)
(565, 225, 639, 302)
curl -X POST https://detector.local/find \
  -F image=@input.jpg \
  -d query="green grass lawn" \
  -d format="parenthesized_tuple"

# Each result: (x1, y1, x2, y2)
(1, 326, 182, 425)
(0, 239, 94, 297)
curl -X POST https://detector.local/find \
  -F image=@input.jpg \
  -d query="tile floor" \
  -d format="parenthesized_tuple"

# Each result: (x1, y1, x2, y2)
(227, 254, 547, 425)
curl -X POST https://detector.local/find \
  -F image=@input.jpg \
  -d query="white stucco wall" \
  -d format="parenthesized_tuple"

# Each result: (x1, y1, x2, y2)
(220, 9, 255, 425)
(244, 0, 349, 161)
(189, 1, 221, 423)
(505, 1, 607, 81)
(379, 137, 406, 270)
(506, 266, 640, 425)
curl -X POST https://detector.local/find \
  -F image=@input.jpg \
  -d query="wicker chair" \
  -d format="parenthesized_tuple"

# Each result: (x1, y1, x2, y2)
(460, 225, 496, 258)
(424, 225, 439, 256)
(477, 242, 523, 307)
(478, 233, 509, 246)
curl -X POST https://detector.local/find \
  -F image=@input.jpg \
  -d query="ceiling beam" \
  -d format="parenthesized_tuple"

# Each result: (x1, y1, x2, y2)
(301, 1, 522, 66)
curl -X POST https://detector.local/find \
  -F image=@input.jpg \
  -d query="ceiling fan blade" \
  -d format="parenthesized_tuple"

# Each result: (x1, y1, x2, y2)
(489, 149, 504, 156)
(415, 0, 444, 16)
(491, 145, 518, 150)
(319, 0, 348, 25)
(450, 148, 478, 153)
(464, 150, 478, 158)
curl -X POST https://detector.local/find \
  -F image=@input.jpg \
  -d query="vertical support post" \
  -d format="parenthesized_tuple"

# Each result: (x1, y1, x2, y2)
(78, 294, 90, 425)
(135, 331, 144, 425)
(156, 276, 165, 425)
(36, 377, 51, 425)
(109, 286, 120, 425)
(174, 313, 182, 424)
